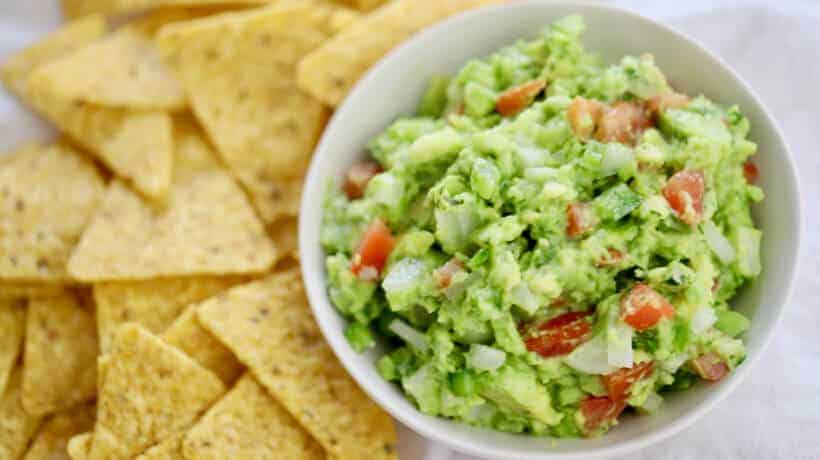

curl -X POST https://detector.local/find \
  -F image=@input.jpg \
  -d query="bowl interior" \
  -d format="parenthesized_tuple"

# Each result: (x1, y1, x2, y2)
(300, 2, 801, 458)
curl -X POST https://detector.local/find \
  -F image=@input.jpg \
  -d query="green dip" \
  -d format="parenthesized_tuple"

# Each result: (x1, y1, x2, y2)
(321, 15, 763, 438)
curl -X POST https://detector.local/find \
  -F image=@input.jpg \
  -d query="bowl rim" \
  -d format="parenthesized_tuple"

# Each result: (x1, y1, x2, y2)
(300, 1, 803, 458)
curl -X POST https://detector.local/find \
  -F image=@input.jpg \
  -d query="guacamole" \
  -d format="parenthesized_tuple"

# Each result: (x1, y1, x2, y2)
(321, 15, 763, 438)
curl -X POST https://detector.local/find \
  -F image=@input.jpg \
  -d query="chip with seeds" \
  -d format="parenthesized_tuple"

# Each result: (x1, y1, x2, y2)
(22, 403, 96, 460)
(268, 217, 300, 261)
(0, 282, 66, 299)
(89, 323, 226, 460)
(0, 369, 44, 460)
(0, 15, 107, 98)
(0, 142, 105, 282)
(297, 0, 502, 107)
(0, 299, 25, 398)
(198, 271, 397, 460)
(157, 2, 349, 223)
(22, 292, 98, 417)
(182, 374, 325, 460)
(134, 431, 185, 460)
(94, 275, 248, 353)
(163, 303, 244, 384)
(67, 122, 277, 281)
(62, 0, 271, 19)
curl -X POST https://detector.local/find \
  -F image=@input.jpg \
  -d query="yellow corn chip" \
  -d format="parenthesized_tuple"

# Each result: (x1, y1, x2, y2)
(67, 432, 93, 460)
(298, 0, 503, 106)
(198, 272, 397, 460)
(67, 122, 277, 281)
(163, 303, 244, 384)
(0, 369, 44, 460)
(94, 275, 247, 353)
(268, 217, 299, 261)
(0, 282, 66, 299)
(89, 323, 226, 460)
(62, 0, 272, 19)
(0, 15, 107, 97)
(22, 292, 98, 417)
(22, 403, 96, 460)
(182, 374, 325, 460)
(0, 142, 105, 282)
(157, 2, 349, 223)
(336, 0, 385, 11)
(34, 27, 185, 111)
(0, 299, 25, 398)
(134, 431, 185, 460)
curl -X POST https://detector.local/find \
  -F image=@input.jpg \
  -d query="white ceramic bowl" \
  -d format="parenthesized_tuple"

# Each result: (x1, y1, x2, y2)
(300, 2, 802, 458)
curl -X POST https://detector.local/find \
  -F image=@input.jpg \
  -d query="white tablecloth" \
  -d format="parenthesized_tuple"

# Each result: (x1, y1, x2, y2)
(1, 1, 817, 459)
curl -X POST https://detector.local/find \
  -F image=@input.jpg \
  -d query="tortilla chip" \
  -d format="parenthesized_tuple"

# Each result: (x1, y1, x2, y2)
(268, 217, 299, 261)
(0, 142, 106, 282)
(62, 0, 271, 19)
(198, 271, 398, 459)
(21, 292, 98, 416)
(67, 122, 277, 281)
(157, 2, 350, 223)
(298, 0, 503, 107)
(162, 303, 244, 384)
(34, 27, 184, 111)
(0, 299, 25, 398)
(0, 282, 66, 299)
(134, 432, 185, 460)
(94, 275, 247, 353)
(182, 374, 325, 459)
(67, 433, 93, 460)
(89, 323, 226, 460)
(0, 15, 108, 98)
(22, 403, 96, 460)
(0, 370, 44, 460)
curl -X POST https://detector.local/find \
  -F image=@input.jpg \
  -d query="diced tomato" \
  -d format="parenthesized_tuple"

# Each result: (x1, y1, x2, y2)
(743, 160, 759, 184)
(351, 219, 395, 279)
(601, 361, 654, 401)
(597, 248, 624, 267)
(566, 202, 598, 237)
(567, 97, 606, 140)
(433, 258, 464, 288)
(579, 397, 626, 433)
(691, 353, 729, 381)
(550, 297, 569, 308)
(646, 92, 691, 116)
(595, 101, 653, 145)
(663, 170, 705, 225)
(496, 79, 547, 116)
(343, 161, 382, 199)
(620, 283, 676, 331)
(524, 311, 592, 358)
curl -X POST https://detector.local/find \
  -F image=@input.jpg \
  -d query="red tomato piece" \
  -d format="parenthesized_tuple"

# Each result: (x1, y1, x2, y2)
(549, 297, 569, 309)
(743, 160, 759, 184)
(567, 97, 606, 140)
(524, 311, 592, 358)
(595, 101, 653, 145)
(566, 202, 598, 237)
(597, 248, 624, 267)
(351, 219, 395, 279)
(620, 283, 676, 331)
(496, 79, 547, 116)
(663, 170, 705, 225)
(691, 353, 729, 381)
(343, 161, 383, 199)
(579, 397, 626, 433)
(601, 361, 655, 401)
(433, 258, 464, 288)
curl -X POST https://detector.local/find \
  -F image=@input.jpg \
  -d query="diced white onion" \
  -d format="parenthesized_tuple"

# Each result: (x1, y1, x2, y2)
(467, 344, 506, 371)
(607, 321, 634, 368)
(639, 392, 663, 413)
(368, 172, 403, 207)
(703, 221, 736, 264)
(517, 146, 550, 168)
(445, 271, 478, 300)
(566, 335, 617, 375)
(357, 266, 379, 282)
(509, 283, 539, 315)
(389, 319, 428, 352)
(601, 144, 633, 176)
(382, 258, 425, 294)
(690, 306, 717, 334)
(662, 353, 688, 373)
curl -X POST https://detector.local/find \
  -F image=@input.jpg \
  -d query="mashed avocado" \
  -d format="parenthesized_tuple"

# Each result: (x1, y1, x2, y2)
(321, 15, 763, 438)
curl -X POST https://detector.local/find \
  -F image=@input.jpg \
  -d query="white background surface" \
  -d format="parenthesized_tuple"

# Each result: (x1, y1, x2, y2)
(1, 1, 817, 459)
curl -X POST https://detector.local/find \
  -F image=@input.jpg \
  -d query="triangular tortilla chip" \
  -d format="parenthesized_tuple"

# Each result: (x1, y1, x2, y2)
(268, 217, 299, 261)
(157, 2, 352, 223)
(163, 304, 244, 385)
(182, 374, 325, 459)
(134, 432, 185, 460)
(0, 369, 44, 460)
(89, 323, 226, 460)
(67, 121, 277, 280)
(0, 299, 25, 398)
(0, 142, 105, 282)
(0, 15, 107, 98)
(62, 0, 271, 19)
(93, 275, 248, 353)
(22, 403, 96, 460)
(0, 283, 66, 299)
(67, 432, 93, 460)
(197, 271, 398, 459)
(297, 0, 503, 107)
(34, 27, 184, 111)
(21, 292, 98, 416)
